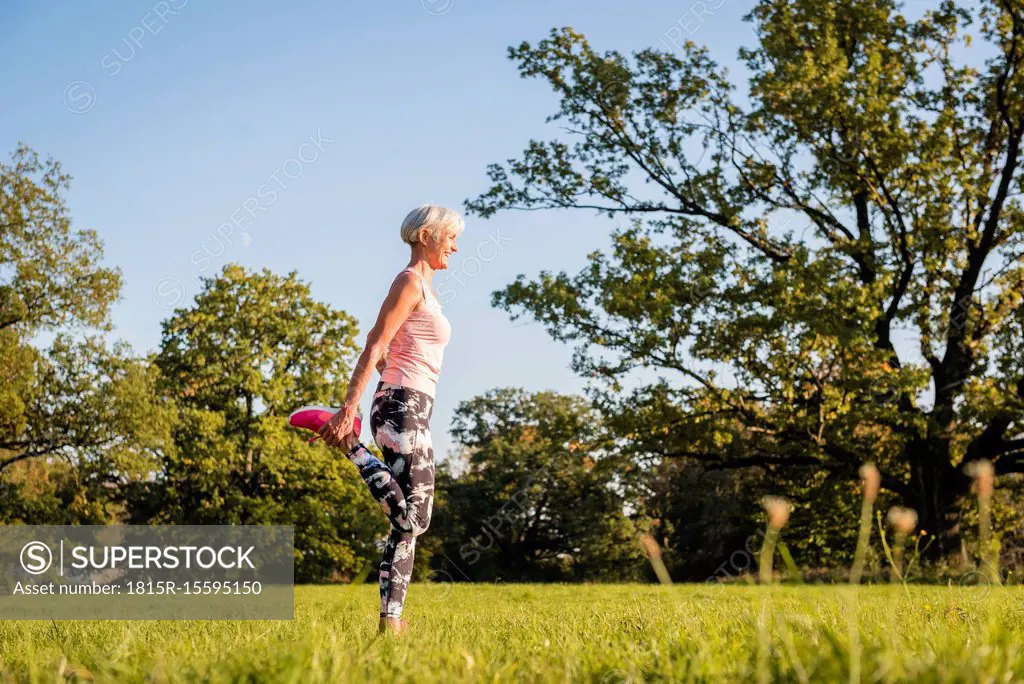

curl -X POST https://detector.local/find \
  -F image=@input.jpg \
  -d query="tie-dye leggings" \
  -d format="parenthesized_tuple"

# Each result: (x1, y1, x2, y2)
(347, 380, 435, 619)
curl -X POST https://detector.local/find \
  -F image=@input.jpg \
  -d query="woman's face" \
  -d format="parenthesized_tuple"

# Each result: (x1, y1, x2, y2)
(422, 225, 459, 270)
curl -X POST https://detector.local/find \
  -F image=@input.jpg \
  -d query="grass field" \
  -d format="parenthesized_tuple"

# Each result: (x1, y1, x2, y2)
(1, 583, 1022, 682)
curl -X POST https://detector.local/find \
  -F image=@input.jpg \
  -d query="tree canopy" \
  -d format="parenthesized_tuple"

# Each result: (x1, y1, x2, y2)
(431, 388, 647, 582)
(467, 1, 1024, 554)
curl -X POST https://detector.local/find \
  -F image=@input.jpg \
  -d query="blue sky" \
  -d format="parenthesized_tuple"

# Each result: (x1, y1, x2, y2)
(0, 0, 757, 459)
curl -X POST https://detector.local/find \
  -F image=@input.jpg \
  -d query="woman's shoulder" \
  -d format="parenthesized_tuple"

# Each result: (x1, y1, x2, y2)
(392, 268, 420, 285)
(390, 268, 425, 299)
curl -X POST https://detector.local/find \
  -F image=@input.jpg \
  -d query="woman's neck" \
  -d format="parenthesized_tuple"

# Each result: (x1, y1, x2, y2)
(405, 256, 435, 281)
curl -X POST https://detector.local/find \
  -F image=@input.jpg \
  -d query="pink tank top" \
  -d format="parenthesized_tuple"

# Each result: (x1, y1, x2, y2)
(380, 268, 452, 398)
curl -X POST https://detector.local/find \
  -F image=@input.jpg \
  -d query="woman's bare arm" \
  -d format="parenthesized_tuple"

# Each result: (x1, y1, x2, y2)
(317, 272, 421, 448)
(344, 273, 420, 404)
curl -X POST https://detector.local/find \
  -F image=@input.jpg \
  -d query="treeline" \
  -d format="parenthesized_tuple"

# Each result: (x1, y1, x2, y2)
(0, 143, 899, 584)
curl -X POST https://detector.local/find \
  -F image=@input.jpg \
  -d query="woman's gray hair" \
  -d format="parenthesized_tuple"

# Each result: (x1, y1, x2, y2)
(400, 204, 465, 246)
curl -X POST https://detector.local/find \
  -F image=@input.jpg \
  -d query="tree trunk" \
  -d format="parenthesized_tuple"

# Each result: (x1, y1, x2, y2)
(906, 436, 969, 560)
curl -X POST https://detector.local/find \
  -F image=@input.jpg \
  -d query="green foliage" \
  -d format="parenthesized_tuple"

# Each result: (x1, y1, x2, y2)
(0, 144, 159, 521)
(782, 471, 887, 570)
(432, 388, 648, 582)
(467, 3, 1024, 557)
(0, 458, 117, 524)
(1, 334, 176, 523)
(643, 461, 766, 581)
(134, 264, 387, 581)
(0, 143, 121, 335)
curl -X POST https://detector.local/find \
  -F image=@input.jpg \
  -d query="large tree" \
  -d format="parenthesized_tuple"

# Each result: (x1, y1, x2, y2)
(136, 264, 386, 581)
(1, 144, 166, 517)
(467, 1, 1024, 556)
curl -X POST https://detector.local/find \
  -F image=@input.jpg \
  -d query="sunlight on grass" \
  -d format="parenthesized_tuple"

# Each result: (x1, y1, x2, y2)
(1, 584, 1022, 682)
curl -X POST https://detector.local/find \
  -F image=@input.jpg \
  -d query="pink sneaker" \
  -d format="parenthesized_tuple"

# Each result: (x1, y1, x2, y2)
(289, 405, 362, 444)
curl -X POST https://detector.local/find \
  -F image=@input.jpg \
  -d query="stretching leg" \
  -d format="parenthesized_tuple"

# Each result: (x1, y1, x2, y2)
(347, 444, 431, 535)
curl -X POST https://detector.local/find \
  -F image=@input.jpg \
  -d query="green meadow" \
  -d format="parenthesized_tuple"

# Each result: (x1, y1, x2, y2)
(1, 583, 1022, 682)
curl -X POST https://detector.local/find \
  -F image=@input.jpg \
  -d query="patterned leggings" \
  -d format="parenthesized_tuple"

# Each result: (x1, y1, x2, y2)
(348, 381, 435, 619)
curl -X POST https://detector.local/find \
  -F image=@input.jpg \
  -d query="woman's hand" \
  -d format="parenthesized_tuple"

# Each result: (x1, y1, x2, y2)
(318, 404, 358, 449)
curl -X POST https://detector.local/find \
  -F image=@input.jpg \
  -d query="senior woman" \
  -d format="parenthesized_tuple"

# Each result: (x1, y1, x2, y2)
(317, 204, 462, 636)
